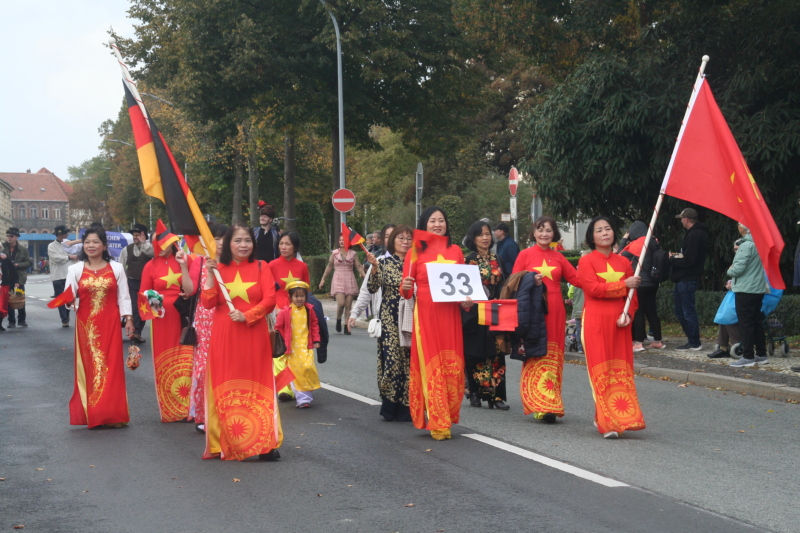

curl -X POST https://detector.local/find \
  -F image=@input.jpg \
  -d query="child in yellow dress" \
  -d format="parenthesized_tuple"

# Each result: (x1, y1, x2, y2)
(275, 281, 321, 408)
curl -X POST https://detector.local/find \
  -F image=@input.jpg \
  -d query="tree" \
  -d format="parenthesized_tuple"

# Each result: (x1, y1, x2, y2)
(295, 201, 329, 256)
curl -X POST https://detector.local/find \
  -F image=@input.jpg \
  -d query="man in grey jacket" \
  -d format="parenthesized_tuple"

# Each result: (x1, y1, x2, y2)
(47, 225, 78, 327)
(3, 227, 32, 328)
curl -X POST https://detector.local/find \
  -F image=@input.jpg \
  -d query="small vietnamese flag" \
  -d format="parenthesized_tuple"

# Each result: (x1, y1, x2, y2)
(137, 292, 158, 321)
(477, 300, 518, 331)
(47, 285, 74, 309)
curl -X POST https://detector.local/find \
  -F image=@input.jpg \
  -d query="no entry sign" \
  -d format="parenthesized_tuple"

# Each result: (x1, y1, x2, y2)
(508, 167, 519, 197)
(332, 188, 356, 213)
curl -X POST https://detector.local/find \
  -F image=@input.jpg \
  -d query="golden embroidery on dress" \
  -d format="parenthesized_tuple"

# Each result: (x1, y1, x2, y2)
(80, 271, 113, 405)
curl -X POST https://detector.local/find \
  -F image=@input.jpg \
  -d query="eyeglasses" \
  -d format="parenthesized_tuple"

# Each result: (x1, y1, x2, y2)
(396, 237, 413, 243)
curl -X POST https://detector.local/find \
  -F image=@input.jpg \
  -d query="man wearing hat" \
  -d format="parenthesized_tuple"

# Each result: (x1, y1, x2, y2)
(3, 228, 32, 328)
(254, 203, 280, 263)
(670, 208, 710, 350)
(47, 225, 78, 327)
(494, 222, 519, 277)
(119, 223, 154, 344)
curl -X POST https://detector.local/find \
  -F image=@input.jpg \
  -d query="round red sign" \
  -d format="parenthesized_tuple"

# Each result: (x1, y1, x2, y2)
(332, 188, 356, 213)
(508, 167, 519, 197)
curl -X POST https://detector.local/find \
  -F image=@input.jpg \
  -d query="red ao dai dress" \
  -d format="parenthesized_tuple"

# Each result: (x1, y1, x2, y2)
(512, 245, 581, 419)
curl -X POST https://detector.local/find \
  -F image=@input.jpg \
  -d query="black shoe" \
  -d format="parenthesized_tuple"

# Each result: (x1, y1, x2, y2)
(674, 343, 692, 350)
(18, 321, 28, 327)
(131, 334, 146, 345)
(791, 366, 800, 373)
(259, 449, 281, 461)
(542, 413, 557, 423)
(195, 423, 205, 433)
(336, 319, 342, 333)
(278, 392, 293, 402)
(0, 325, 5, 332)
(469, 393, 482, 408)
(492, 400, 510, 411)
(62, 321, 69, 328)
(7, 323, 15, 329)
(707, 348, 731, 359)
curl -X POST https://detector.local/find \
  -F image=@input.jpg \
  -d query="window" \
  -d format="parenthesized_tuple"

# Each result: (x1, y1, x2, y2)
(18, 205, 26, 219)
(42, 229, 50, 234)
(30, 205, 37, 219)
(30, 229, 37, 234)
(41, 206, 49, 219)
(54, 208, 61, 220)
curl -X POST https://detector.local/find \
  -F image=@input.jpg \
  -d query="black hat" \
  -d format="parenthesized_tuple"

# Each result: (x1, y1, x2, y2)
(54, 225, 71, 236)
(494, 222, 510, 234)
(6, 227, 20, 237)
(675, 208, 698, 221)
(131, 223, 149, 238)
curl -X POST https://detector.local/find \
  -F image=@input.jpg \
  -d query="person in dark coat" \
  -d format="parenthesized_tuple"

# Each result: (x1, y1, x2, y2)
(0, 243, 20, 331)
(670, 208, 709, 350)
(619, 221, 664, 351)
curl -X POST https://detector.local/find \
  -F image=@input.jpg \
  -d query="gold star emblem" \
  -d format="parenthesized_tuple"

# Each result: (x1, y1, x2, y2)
(280, 270, 300, 286)
(430, 254, 456, 264)
(225, 271, 256, 303)
(596, 263, 624, 283)
(139, 303, 151, 315)
(532, 259, 556, 280)
(159, 266, 182, 289)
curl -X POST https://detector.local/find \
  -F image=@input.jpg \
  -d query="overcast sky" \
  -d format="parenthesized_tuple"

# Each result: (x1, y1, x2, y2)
(0, 1, 135, 181)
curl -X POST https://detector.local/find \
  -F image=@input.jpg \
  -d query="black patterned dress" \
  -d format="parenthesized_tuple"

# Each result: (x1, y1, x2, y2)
(367, 255, 411, 421)
(462, 251, 507, 402)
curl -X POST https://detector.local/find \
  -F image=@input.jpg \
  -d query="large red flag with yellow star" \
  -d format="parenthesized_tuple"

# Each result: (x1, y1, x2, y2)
(402, 229, 450, 280)
(661, 78, 784, 288)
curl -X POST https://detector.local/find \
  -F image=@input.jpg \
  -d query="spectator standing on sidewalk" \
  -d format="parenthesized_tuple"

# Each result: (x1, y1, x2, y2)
(254, 203, 280, 263)
(3, 227, 31, 328)
(619, 221, 664, 352)
(494, 222, 520, 277)
(47, 225, 78, 327)
(0, 243, 19, 331)
(669, 208, 709, 350)
(727, 223, 770, 368)
(118, 224, 154, 344)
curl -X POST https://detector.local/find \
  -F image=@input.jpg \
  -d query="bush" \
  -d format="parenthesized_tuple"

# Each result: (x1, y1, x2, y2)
(295, 202, 328, 256)
(436, 195, 469, 244)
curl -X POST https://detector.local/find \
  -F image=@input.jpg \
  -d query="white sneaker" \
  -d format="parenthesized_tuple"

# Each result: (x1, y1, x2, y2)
(730, 357, 756, 368)
(603, 431, 619, 439)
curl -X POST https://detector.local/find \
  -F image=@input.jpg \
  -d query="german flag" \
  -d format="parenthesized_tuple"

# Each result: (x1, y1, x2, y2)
(153, 219, 180, 254)
(477, 299, 518, 331)
(341, 223, 366, 252)
(124, 83, 215, 259)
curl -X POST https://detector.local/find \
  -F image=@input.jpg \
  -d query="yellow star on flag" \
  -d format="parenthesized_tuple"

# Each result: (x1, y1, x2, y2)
(596, 263, 625, 283)
(532, 259, 556, 280)
(225, 272, 257, 303)
(430, 254, 456, 264)
(159, 266, 182, 289)
(139, 303, 150, 315)
(280, 270, 300, 286)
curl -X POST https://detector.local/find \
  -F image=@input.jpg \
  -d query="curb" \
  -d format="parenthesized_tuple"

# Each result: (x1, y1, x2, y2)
(566, 351, 800, 403)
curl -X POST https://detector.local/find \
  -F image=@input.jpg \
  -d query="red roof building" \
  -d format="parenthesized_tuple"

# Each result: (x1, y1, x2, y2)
(0, 167, 72, 235)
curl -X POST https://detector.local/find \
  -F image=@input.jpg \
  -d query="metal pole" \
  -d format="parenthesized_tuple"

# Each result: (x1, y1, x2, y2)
(415, 162, 423, 223)
(319, 0, 346, 224)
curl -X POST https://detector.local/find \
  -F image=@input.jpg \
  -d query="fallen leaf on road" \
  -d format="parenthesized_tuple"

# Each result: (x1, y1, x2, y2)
(677, 384, 687, 388)
(36, 468, 43, 471)
(295, 446, 302, 449)
(738, 430, 746, 433)
(317, 494, 323, 497)
(13, 525, 24, 529)
(425, 449, 432, 452)
(405, 503, 415, 507)
(767, 409, 775, 413)
(90, 465, 95, 468)
(83, 490, 89, 493)
(714, 449, 721, 451)
(170, 477, 177, 480)
(0, 478, 5, 481)
(46, 479, 52, 481)
(233, 478, 241, 483)
(347, 485, 353, 487)
(659, 376, 670, 381)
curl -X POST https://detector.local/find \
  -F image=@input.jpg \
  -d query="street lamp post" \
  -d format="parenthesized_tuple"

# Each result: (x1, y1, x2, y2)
(319, 0, 346, 224)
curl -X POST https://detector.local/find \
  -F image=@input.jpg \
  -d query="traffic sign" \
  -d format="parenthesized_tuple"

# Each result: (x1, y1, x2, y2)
(510, 197, 517, 219)
(509, 167, 519, 197)
(332, 188, 356, 213)
(501, 213, 511, 222)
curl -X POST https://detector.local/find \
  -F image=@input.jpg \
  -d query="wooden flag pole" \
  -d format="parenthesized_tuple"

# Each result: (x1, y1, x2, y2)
(620, 55, 710, 323)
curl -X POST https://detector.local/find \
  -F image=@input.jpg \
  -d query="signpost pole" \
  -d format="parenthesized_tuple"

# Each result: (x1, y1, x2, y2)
(415, 162, 423, 223)
(509, 167, 519, 242)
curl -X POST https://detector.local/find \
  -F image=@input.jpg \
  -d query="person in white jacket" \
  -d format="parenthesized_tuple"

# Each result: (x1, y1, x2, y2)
(48, 225, 78, 327)
(348, 224, 394, 331)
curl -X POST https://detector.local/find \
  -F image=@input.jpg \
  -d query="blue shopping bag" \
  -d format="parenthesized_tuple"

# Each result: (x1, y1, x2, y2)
(714, 291, 737, 325)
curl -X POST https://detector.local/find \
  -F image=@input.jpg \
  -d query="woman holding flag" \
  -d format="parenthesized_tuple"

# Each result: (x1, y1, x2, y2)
(512, 216, 580, 423)
(140, 221, 200, 423)
(201, 224, 282, 461)
(401, 207, 468, 441)
(319, 232, 366, 335)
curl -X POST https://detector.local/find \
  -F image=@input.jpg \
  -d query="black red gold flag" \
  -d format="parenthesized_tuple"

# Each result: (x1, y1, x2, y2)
(477, 299, 518, 331)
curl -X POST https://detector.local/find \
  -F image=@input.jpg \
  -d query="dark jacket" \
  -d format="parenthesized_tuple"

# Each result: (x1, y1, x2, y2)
(307, 294, 330, 363)
(495, 236, 520, 277)
(2, 242, 31, 285)
(511, 271, 548, 361)
(1, 254, 19, 287)
(670, 222, 709, 283)
(254, 225, 280, 263)
(619, 221, 659, 288)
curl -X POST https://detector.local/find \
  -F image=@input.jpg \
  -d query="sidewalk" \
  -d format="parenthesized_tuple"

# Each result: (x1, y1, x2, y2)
(319, 295, 800, 402)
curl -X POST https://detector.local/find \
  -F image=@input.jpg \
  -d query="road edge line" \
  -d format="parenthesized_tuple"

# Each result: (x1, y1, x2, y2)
(320, 382, 382, 406)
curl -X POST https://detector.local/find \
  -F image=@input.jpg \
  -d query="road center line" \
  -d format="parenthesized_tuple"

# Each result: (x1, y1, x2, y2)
(320, 382, 382, 406)
(463, 433, 628, 488)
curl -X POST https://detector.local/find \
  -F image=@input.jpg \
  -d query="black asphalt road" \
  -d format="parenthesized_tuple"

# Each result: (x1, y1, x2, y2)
(1, 288, 787, 532)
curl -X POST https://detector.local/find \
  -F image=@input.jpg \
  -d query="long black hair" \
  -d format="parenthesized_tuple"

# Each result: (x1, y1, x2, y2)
(78, 226, 113, 262)
(219, 224, 257, 265)
(417, 206, 452, 246)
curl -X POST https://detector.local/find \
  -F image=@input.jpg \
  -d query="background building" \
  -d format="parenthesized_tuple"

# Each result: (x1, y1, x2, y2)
(0, 167, 73, 265)
(0, 179, 13, 232)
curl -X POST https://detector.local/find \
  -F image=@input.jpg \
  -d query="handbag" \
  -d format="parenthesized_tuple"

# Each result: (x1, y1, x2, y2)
(714, 290, 738, 325)
(367, 318, 381, 338)
(271, 330, 287, 358)
(179, 325, 197, 347)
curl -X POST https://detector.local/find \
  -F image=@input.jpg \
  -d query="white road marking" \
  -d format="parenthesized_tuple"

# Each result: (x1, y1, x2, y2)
(463, 434, 628, 488)
(320, 383, 382, 406)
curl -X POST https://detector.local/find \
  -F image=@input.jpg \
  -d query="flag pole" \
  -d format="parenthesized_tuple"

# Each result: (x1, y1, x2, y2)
(620, 55, 710, 322)
(109, 38, 235, 312)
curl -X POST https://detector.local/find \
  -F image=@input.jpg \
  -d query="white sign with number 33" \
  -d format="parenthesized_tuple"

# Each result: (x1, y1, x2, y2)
(426, 263, 488, 303)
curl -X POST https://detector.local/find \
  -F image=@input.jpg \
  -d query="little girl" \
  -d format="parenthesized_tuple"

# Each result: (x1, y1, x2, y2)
(275, 280, 321, 408)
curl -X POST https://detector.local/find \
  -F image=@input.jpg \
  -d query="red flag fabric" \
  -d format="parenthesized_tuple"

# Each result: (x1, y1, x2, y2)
(477, 299, 518, 331)
(402, 229, 450, 280)
(622, 237, 645, 258)
(47, 285, 74, 309)
(275, 366, 296, 393)
(136, 291, 159, 321)
(153, 219, 180, 254)
(340, 223, 365, 252)
(661, 78, 785, 288)
(124, 83, 215, 258)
